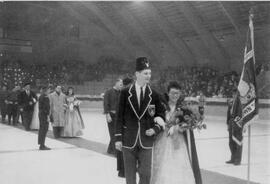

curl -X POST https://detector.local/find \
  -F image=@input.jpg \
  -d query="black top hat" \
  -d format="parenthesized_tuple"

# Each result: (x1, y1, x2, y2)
(136, 57, 150, 71)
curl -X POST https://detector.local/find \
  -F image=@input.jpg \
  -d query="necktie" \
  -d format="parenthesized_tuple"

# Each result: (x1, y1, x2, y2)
(140, 87, 144, 108)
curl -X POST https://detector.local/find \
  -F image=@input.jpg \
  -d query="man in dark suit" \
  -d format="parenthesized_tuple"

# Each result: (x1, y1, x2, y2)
(0, 85, 8, 123)
(115, 57, 165, 184)
(6, 86, 20, 126)
(103, 78, 123, 155)
(38, 86, 52, 150)
(18, 82, 37, 131)
(226, 89, 242, 165)
(116, 76, 134, 178)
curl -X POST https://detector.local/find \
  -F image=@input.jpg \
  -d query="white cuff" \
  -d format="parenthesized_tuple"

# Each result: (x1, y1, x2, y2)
(154, 117, 165, 130)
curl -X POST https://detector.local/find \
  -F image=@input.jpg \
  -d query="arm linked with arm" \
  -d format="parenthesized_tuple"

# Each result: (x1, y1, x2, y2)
(152, 92, 166, 134)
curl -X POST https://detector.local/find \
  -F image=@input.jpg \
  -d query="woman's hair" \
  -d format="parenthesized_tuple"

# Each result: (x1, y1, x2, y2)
(167, 81, 181, 93)
(162, 81, 184, 110)
(66, 87, 75, 95)
(123, 76, 133, 87)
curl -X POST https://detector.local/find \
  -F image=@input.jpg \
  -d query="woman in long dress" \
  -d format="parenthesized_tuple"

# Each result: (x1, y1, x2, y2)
(30, 93, 40, 130)
(151, 81, 203, 184)
(62, 87, 84, 137)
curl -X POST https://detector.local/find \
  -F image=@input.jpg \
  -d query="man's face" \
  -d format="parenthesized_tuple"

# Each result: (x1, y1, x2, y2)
(55, 86, 62, 93)
(24, 85, 30, 91)
(136, 69, 151, 85)
(45, 88, 51, 95)
(115, 79, 123, 90)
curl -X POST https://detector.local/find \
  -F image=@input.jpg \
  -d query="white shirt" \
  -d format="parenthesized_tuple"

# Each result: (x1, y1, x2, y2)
(135, 82, 146, 107)
(25, 90, 30, 96)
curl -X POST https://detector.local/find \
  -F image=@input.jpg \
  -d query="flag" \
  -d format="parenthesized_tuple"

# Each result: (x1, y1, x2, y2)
(232, 13, 258, 145)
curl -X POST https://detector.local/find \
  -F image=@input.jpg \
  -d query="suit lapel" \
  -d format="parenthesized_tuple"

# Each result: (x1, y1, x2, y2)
(139, 85, 152, 119)
(128, 84, 140, 119)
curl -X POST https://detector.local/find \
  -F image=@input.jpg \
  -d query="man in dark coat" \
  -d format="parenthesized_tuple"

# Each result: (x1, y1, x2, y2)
(18, 82, 37, 131)
(103, 78, 123, 155)
(38, 86, 52, 150)
(115, 57, 165, 184)
(0, 85, 8, 123)
(226, 89, 242, 165)
(6, 86, 20, 125)
(116, 76, 134, 178)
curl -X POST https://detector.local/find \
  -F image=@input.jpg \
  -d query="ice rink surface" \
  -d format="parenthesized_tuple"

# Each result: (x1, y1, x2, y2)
(0, 107, 269, 184)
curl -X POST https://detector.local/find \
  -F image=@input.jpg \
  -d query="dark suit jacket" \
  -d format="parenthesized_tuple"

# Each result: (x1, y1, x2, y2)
(115, 84, 165, 149)
(103, 88, 120, 114)
(18, 90, 37, 112)
(38, 94, 50, 121)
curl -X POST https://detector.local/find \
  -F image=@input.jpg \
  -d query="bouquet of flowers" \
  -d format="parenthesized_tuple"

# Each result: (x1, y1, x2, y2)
(166, 100, 206, 135)
(73, 100, 81, 107)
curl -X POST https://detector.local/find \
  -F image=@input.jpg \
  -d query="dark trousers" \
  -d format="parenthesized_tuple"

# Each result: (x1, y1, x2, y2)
(7, 104, 18, 125)
(1, 105, 7, 122)
(122, 144, 152, 184)
(53, 127, 63, 138)
(117, 150, 125, 177)
(229, 125, 243, 163)
(16, 109, 23, 124)
(107, 113, 116, 154)
(38, 116, 49, 146)
(22, 110, 33, 130)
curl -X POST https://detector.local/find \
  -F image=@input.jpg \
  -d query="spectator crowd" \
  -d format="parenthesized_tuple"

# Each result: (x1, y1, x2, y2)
(156, 66, 239, 98)
(1, 59, 269, 99)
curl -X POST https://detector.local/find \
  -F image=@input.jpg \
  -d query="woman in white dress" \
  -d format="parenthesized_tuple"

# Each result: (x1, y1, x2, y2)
(30, 93, 40, 130)
(151, 81, 203, 184)
(62, 87, 84, 137)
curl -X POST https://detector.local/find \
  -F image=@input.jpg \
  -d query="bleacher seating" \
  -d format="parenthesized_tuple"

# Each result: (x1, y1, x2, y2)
(1, 59, 269, 98)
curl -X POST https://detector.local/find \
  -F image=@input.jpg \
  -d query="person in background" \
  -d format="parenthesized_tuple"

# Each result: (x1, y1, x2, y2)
(103, 78, 123, 155)
(0, 85, 8, 123)
(226, 89, 242, 165)
(30, 87, 42, 130)
(6, 86, 20, 126)
(18, 82, 37, 130)
(62, 87, 84, 137)
(49, 85, 66, 138)
(38, 86, 52, 150)
(116, 76, 134, 178)
(16, 86, 24, 125)
(197, 90, 206, 117)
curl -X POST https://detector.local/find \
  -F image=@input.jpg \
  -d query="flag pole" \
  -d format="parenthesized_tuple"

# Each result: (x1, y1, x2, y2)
(247, 9, 254, 184)
(247, 125, 251, 184)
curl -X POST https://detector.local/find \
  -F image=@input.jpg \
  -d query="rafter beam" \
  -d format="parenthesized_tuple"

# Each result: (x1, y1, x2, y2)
(80, 2, 136, 60)
(176, 2, 230, 69)
(218, 2, 243, 38)
(111, 4, 165, 67)
(146, 2, 197, 65)
(218, 2, 245, 52)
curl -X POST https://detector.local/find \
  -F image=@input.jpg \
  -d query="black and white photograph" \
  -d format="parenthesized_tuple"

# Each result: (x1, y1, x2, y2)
(0, 1, 269, 184)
